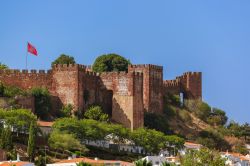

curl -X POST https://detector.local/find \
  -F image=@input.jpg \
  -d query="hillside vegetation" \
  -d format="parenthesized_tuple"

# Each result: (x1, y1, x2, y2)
(144, 93, 250, 153)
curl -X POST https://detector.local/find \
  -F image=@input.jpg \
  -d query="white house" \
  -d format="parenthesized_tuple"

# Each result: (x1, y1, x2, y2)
(179, 142, 202, 155)
(140, 156, 167, 166)
(221, 152, 250, 166)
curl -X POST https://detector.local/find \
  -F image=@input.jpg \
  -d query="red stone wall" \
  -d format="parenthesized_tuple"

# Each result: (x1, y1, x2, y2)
(99, 72, 144, 130)
(0, 69, 52, 90)
(128, 64, 163, 114)
(163, 72, 202, 100)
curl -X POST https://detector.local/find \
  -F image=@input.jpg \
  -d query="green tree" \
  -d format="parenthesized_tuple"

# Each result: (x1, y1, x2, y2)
(130, 128, 167, 154)
(84, 106, 109, 122)
(180, 148, 226, 166)
(0, 109, 37, 134)
(0, 63, 8, 70)
(207, 108, 228, 126)
(49, 130, 87, 154)
(92, 54, 131, 73)
(76, 162, 91, 166)
(196, 128, 230, 151)
(135, 159, 152, 166)
(51, 54, 76, 66)
(0, 126, 13, 151)
(27, 122, 36, 161)
(144, 112, 170, 134)
(31, 87, 51, 120)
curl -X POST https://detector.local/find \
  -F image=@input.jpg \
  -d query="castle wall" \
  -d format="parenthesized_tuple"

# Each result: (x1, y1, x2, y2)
(0, 69, 52, 90)
(163, 72, 202, 100)
(128, 64, 163, 114)
(99, 72, 144, 130)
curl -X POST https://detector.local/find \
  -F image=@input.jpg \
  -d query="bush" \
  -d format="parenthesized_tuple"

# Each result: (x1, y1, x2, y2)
(0, 83, 27, 97)
(60, 104, 74, 117)
(177, 109, 192, 123)
(144, 112, 170, 134)
(196, 128, 230, 151)
(51, 54, 76, 66)
(184, 100, 211, 121)
(92, 54, 131, 73)
(84, 106, 109, 122)
(31, 87, 51, 120)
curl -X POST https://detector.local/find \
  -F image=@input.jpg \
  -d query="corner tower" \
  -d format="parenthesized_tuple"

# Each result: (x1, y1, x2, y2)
(128, 64, 163, 114)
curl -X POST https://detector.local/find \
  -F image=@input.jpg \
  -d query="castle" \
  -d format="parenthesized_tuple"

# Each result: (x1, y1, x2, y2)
(0, 64, 202, 130)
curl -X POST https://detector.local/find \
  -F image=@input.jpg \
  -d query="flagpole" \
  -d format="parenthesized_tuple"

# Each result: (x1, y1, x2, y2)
(26, 42, 28, 70)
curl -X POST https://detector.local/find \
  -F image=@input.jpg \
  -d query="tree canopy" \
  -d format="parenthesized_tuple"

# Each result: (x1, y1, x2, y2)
(84, 106, 109, 122)
(180, 148, 226, 166)
(92, 54, 131, 73)
(51, 54, 76, 66)
(0, 63, 8, 70)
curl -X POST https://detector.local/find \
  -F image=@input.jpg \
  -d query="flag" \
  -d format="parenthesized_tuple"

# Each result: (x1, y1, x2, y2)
(27, 42, 38, 56)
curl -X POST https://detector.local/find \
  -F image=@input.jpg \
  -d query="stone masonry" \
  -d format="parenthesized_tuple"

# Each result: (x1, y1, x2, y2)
(0, 64, 202, 130)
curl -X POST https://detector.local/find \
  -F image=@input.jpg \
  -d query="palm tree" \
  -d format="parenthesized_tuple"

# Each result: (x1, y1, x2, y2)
(135, 159, 152, 166)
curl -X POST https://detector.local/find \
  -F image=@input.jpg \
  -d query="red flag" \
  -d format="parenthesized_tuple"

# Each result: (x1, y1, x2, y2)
(27, 42, 38, 56)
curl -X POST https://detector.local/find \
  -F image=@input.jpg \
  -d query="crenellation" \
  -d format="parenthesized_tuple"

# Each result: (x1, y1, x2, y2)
(0, 63, 202, 130)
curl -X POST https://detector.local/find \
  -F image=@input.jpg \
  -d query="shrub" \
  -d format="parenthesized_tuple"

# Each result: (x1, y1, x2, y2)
(60, 104, 74, 117)
(31, 87, 51, 120)
(184, 100, 211, 121)
(177, 109, 192, 123)
(84, 106, 109, 122)
(196, 128, 230, 151)
(144, 112, 170, 134)
(92, 54, 131, 73)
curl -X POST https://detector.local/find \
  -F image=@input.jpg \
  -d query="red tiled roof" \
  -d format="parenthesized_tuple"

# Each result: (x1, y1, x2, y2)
(37, 121, 53, 127)
(0, 161, 32, 166)
(55, 157, 133, 166)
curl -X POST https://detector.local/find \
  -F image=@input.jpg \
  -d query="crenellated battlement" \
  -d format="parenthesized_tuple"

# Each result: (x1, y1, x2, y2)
(163, 79, 181, 87)
(129, 64, 163, 71)
(99, 71, 143, 78)
(52, 64, 86, 71)
(0, 69, 52, 75)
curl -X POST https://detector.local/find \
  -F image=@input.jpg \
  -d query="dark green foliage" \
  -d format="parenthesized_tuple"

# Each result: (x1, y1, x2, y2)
(51, 54, 76, 66)
(165, 135, 185, 149)
(31, 87, 51, 120)
(130, 128, 167, 154)
(84, 105, 109, 122)
(76, 162, 91, 166)
(234, 142, 249, 155)
(28, 122, 36, 161)
(196, 128, 230, 151)
(0, 83, 26, 97)
(0, 109, 37, 133)
(135, 159, 152, 166)
(144, 112, 170, 134)
(60, 104, 74, 117)
(180, 148, 226, 166)
(49, 130, 87, 153)
(52, 118, 184, 154)
(164, 93, 180, 107)
(207, 108, 228, 126)
(35, 155, 46, 166)
(0, 82, 4, 96)
(0, 63, 8, 70)
(92, 54, 131, 72)
(0, 126, 13, 151)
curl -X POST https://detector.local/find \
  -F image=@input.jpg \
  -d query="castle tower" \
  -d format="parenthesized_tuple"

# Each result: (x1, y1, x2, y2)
(180, 72, 202, 99)
(128, 64, 163, 114)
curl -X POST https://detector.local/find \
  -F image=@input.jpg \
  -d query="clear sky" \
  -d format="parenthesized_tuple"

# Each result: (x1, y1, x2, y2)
(0, 1, 249, 124)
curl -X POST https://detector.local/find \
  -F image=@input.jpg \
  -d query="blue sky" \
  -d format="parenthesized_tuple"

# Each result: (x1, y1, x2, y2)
(0, 0, 249, 124)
